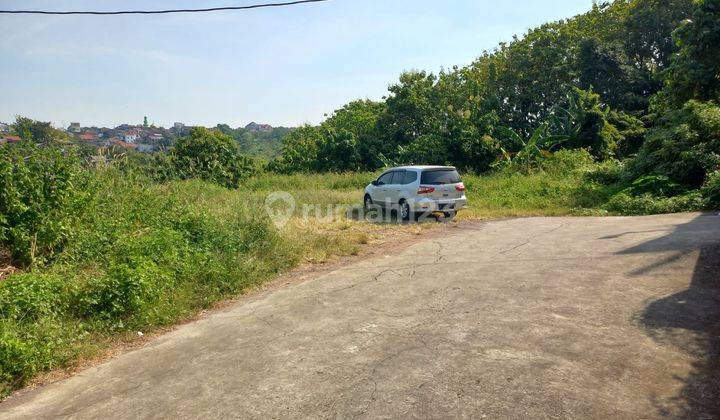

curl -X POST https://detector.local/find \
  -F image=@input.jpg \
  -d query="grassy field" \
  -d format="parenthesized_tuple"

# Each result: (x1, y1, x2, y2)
(0, 153, 614, 396)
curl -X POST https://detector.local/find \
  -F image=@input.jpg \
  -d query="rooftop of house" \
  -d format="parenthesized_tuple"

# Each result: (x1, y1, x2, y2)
(112, 139, 137, 149)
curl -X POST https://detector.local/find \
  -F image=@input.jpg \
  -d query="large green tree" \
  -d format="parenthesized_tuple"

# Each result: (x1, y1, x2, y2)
(664, 0, 720, 105)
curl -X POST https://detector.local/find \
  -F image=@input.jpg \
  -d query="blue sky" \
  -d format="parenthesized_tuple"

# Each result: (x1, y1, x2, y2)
(0, 0, 593, 128)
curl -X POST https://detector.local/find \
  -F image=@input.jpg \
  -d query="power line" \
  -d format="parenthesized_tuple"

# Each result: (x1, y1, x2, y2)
(0, 0, 328, 15)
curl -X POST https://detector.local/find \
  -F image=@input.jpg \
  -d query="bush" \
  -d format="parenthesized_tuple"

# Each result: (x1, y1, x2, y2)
(172, 128, 256, 188)
(539, 149, 595, 175)
(604, 191, 705, 215)
(0, 170, 298, 393)
(624, 174, 686, 197)
(584, 159, 625, 185)
(701, 170, 720, 209)
(0, 273, 70, 321)
(0, 142, 89, 267)
(609, 111, 647, 158)
(626, 100, 720, 188)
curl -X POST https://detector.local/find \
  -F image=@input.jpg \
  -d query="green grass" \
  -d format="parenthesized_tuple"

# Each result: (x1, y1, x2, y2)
(461, 170, 614, 218)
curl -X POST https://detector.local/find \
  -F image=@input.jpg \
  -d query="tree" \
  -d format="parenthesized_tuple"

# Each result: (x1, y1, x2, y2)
(550, 89, 621, 160)
(378, 71, 439, 152)
(664, 0, 720, 106)
(315, 128, 361, 172)
(267, 125, 322, 173)
(13, 117, 69, 144)
(143, 116, 149, 128)
(172, 128, 255, 188)
(320, 100, 385, 169)
(623, 0, 693, 71)
(576, 37, 660, 112)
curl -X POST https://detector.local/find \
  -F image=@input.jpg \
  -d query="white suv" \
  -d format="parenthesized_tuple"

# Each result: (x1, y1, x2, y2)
(364, 166, 468, 221)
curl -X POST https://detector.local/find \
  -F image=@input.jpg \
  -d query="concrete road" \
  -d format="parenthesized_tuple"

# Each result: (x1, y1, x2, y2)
(2, 213, 720, 419)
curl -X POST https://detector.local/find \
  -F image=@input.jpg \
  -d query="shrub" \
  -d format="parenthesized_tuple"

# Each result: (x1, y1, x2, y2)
(539, 149, 595, 175)
(609, 111, 647, 158)
(604, 191, 705, 215)
(0, 273, 70, 321)
(0, 142, 89, 267)
(701, 170, 720, 209)
(172, 128, 256, 188)
(626, 100, 720, 188)
(624, 174, 686, 197)
(584, 159, 625, 185)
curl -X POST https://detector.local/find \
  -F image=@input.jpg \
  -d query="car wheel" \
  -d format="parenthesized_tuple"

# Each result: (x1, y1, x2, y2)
(400, 200, 411, 221)
(364, 194, 374, 211)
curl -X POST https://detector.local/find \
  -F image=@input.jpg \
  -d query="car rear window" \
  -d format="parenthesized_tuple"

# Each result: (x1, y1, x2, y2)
(421, 169, 461, 185)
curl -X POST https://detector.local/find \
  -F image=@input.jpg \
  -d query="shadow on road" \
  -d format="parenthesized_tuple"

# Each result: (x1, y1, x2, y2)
(616, 214, 720, 417)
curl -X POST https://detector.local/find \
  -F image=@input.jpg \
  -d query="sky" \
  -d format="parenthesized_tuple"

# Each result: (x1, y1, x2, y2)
(0, 0, 594, 129)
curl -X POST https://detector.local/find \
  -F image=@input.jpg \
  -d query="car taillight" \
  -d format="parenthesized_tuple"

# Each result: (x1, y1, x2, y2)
(455, 183, 466, 192)
(417, 186, 435, 194)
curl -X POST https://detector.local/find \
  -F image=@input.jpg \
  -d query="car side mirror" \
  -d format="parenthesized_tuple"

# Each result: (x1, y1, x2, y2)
(371, 180, 379, 186)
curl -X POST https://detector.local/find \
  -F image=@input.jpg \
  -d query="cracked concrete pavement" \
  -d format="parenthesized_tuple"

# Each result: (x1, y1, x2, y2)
(2, 213, 720, 418)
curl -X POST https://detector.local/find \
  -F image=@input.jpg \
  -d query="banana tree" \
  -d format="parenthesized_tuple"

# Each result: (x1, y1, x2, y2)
(494, 123, 566, 173)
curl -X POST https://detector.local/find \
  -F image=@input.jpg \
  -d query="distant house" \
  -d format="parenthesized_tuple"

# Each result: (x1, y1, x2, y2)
(68, 122, 81, 133)
(2, 135, 21, 143)
(112, 139, 137, 149)
(123, 130, 140, 143)
(245, 122, 273, 133)
(79, 133, 98, 142)
(0, 123, 9, 133)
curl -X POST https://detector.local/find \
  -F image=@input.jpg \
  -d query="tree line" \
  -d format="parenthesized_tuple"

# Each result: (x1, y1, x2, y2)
(269, 0, 719, 207)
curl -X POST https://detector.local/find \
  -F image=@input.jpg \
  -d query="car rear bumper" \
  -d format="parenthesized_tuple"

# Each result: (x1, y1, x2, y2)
(411, 197, 468, 213)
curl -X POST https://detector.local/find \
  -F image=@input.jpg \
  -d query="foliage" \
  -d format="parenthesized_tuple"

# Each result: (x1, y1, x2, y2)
(171, 128, 256, 188)
(626, 100, 720, 188)
(664, 0, 720, 106)
(576, 37, 660, 112)
(267, 125, 322, 173)
(494, 124, 559, 173)
(0, 171, 294, 394)
(549, 88, 622, 160)
(462, 150, 613, 218)
(608, 110, 647, 158)
(321, 100, 385, 169)
(12, 117, 71, 144)
(584, 159, 626, 185)
(604, 191, 705, 215)
(215, 123, 292, 159)
(623, 174, 686, 197)
(0, 142, 89, 267)
(270, 0, 697, 174)
(701, 170, 720, 208)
